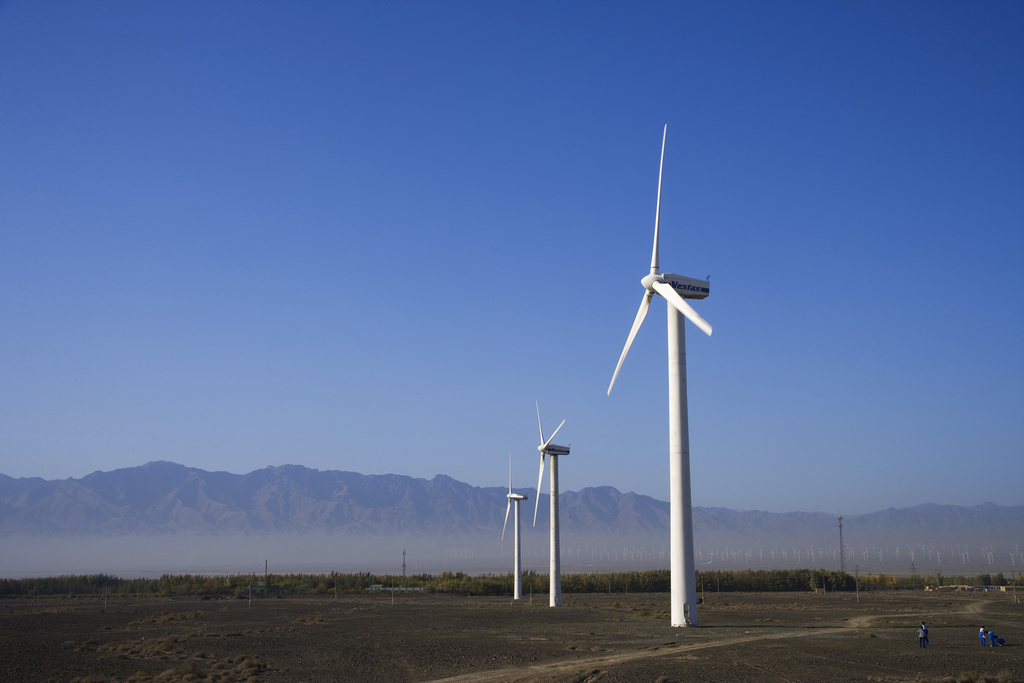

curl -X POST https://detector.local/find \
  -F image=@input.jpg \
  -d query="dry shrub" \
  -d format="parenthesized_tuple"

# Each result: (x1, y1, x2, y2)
(875, 671, 1014, 683)
(69, 656, 272, 683)
(71, 639, 100, 652)
(294, 613, 327, 625)
(97, 635, 187, 660)
(129, 611, 207, 626)
(151, 656, 268, 682)
(953, 672, 1013, 683)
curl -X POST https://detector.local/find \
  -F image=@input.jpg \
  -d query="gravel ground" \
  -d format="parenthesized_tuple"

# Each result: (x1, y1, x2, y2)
(1, 590, 1022, 682)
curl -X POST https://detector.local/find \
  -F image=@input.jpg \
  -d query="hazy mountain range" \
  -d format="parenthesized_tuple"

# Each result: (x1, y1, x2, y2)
(2, 461, 1020, 547)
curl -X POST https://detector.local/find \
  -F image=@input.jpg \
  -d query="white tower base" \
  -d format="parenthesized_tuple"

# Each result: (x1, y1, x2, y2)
(513, 500, 523, 600)
(668, 304, 698, 626)
(549, 455, 562, 607)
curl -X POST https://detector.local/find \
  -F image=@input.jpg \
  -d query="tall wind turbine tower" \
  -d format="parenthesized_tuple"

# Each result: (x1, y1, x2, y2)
(532, 402, 569, 607)
(502, 454, 528, 600)
(607, 125, 713, 627)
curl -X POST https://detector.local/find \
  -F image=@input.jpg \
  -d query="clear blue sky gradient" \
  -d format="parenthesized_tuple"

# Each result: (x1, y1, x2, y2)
(1, 1, 1021, 514)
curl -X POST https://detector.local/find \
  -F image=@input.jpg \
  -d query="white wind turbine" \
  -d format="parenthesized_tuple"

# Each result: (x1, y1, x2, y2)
(607, 124, 713, 627)
(532, 401, 569, 607)
(501, 453, 528, 600)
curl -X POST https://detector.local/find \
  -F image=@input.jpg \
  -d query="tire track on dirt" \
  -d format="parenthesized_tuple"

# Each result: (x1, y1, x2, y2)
(427, 602, 995, 683)
(964, 598, 1018, 636)
(424, 626, 853, 683)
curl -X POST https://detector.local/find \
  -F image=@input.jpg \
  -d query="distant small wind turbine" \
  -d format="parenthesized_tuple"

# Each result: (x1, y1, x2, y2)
(501, 454, 528, 600)
(532, 402, 568, 607)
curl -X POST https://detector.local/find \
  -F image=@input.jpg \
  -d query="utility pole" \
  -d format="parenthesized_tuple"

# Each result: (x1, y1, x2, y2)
(837, 516, 846, 574)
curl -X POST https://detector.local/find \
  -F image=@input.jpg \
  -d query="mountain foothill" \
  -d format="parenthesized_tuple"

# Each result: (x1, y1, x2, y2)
(1, 462, 1019, 553)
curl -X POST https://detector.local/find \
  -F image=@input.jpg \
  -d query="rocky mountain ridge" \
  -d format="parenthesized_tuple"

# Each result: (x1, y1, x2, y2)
(1, 462, 1020, 545)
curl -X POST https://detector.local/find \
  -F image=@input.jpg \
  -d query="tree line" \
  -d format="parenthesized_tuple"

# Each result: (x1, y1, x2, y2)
(1, 568, 1019, 598)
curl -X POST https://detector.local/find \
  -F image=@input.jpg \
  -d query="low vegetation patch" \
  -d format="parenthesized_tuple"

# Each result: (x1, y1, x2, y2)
(293, 613, 327, 625)
(867, 671, 1013, 683)
(129, 611, 206, 625)
(69, 655, 274, 683)
(64, 639, 99, 652)
(96, 635, 190, 660)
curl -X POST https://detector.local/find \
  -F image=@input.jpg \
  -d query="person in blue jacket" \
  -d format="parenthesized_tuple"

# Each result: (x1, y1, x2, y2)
(921, 622, 929, 646)
(989, 629, 998, 646)
(980, 627, 987, 645)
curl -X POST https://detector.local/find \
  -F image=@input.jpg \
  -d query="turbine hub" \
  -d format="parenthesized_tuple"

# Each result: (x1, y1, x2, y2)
(640, 273, 664, 291)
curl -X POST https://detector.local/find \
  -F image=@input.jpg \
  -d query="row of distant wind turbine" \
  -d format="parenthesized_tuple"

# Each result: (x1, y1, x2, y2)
(500, 402, 568, 607)
(500, 125, 712, 628)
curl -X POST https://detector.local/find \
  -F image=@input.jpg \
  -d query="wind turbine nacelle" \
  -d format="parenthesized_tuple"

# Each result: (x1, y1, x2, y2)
(662, 273, 710, 300)
(543, 444, 570, 456)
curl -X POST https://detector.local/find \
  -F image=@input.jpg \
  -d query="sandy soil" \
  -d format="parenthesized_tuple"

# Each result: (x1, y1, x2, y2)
(1, 590, 1022, 682)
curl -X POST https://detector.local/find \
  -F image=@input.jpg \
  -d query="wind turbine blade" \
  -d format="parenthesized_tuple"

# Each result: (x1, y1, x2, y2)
(607, 290, 654, 395)
(508, 453, 512, 494)
(533, 454, 546, 526)
(502, 499, 511, 541)
(535, 401, 545, 445)
(651, 124, 667, 275)
(542, 419, 566, 451)
(652, 281, 713, 336)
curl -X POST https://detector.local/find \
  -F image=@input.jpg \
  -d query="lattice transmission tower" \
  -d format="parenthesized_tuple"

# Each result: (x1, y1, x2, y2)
(837, 515, 846, 573)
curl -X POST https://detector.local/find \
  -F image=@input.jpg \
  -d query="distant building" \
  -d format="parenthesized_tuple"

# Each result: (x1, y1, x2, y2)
(365, 584, 423, 592)
(251, 581, 287, 594)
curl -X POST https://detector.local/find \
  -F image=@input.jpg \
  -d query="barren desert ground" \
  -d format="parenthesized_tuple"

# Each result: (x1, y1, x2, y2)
(2, 590, 1022, 683)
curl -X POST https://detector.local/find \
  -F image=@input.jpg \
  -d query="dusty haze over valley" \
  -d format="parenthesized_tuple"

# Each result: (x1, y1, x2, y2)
(2, 462, 1019, 578)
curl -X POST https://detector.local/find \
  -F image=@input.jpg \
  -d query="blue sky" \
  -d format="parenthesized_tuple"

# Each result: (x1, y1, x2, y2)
(1, 1, 1021, 514)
